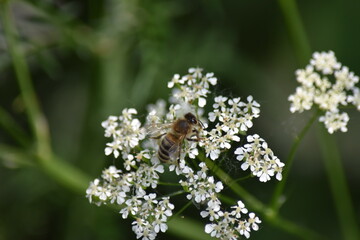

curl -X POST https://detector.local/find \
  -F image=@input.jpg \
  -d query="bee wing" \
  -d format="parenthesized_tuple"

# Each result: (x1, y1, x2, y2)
(168, 135, 185, 161)
(167, 142, 180, 160)
(145, 122, 173, 138)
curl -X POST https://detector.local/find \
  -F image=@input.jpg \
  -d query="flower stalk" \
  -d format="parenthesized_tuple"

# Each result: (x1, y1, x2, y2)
(0, 0, 90, 194)
(269, 108, 320, 213)
(317, 127, 360, 240)
(0, 0, 51, 157)
(278, 0, 360, 239)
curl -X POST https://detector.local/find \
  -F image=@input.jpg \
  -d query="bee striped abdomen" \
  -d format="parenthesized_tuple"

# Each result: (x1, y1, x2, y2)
(158, 134, 177, 163)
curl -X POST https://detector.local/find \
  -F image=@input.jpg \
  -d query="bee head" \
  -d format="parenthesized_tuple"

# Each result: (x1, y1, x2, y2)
(184, 112, 198, 125)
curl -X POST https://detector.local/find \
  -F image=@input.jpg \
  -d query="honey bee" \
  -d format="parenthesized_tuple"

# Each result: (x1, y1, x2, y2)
(147, 112, 204, 164)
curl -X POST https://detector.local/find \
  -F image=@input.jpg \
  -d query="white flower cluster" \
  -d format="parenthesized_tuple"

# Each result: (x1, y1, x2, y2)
(235, 134, 284, 182)
(178, 161, 261, 239)
(86, 159, 173, 240)
(102, 108, 146, 158)
(289, 50, 360, 134)
(201, 95, 260, 160)
(88, 67, 283, 239)
(168, 67, 217, 107)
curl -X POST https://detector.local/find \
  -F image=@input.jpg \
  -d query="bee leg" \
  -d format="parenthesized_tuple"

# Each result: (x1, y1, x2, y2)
(187, 130, 204, 142)
(150, 133, 166, 139)
(176, 147, 182, 166)
(176, 137, 186, 166)
(186, 137, 200, 142)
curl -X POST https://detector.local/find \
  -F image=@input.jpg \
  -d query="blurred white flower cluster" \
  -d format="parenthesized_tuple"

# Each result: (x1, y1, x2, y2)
(86, 67, 283, 239)
(289, 51, 360, 134)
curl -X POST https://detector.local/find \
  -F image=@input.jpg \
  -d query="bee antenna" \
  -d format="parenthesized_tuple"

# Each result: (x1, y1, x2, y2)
(198, 119, 205, 128)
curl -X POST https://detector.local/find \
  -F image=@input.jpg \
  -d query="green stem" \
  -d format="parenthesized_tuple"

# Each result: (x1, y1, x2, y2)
(1, 0, 91, 194)
(0, 144, 34, 167)
(269, 109, 320, 213)
(167, 216, 213, 240)
(317, 127, 360, 240)
(277, 0, 311, 65)
(158, 181, 181, 186)
(202, 156, 266, 213)
(220, 194, 324, 239)
(37, 155, 91, 194)
(0, 106, 30, 147)
(278, 0, 360, 239)
(161, 190, 185, 199)
(269, 215, 326, 240)
(229, 173, 253, 184)
(0, 0, 51, 156)
(25, 1, 96, 53)
(170, 201, 193, 221)
(202, 155, 324, 239)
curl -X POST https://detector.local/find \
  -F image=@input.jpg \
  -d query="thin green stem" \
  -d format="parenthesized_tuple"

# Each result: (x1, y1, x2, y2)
(0, 0, 51, 157)
(158, 181, 181, 186)
(0, 106, 30, 147)
(37, 155, 91, 194)
(161, 190, 185, 199)
(1, 0, 91, 194)
(170, 201, 193, 221)
(219, 194, 323, 239)
(269, 215, 326, 240)
(269, 109, 320, 213)
(317, 127, 360, 240)
(278, 0, 359, 239)
(229, 174, 252, 184)
(25, 1, 96, 53)
(202, 156, 266, 213)
(201, 155, 324, 239)
(277, 0, 311, 65)
(0, 144, 35, 167)
(167, 216, 213, 240)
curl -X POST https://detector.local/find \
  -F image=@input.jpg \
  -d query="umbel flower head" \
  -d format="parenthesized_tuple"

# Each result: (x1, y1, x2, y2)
(289, 51, 360, 134)
(86, 67, 283, 239)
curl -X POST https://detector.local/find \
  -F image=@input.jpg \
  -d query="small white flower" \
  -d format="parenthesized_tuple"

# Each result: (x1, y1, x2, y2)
(248, 212, 261, 231)
(104, 141, 121, 158)
(230, 200, 248, 218)
(288, 86, 314, 113)
(115, 191, 126, 205)
(198, 97, 207, 107)
(86, 179, 100, 204)
(96, 186, 111, 201)
(310, 50, 341, 75)
(168, 73, 183, 88)
(205, 223, 217, 236)
(102, 166, 122, 182)
(348, 87, 360, 110)
(242, 95, 261, 116)
(319, 111, 349, 134)
(213, 96, 228, 109)
(152, 218, 168, 233)
(123, 154, 136, 171)
(236, 220, 251, 239)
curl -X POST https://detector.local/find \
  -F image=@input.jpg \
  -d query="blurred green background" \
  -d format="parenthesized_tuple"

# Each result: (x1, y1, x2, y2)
(1, 0, 359, 239)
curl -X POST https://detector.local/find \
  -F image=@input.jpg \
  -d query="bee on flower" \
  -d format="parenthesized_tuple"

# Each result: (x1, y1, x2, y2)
(86, 67, 283, 240)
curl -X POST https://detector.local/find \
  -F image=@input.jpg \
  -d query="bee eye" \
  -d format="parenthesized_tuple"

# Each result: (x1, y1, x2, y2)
(185, 113, 198, 124)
